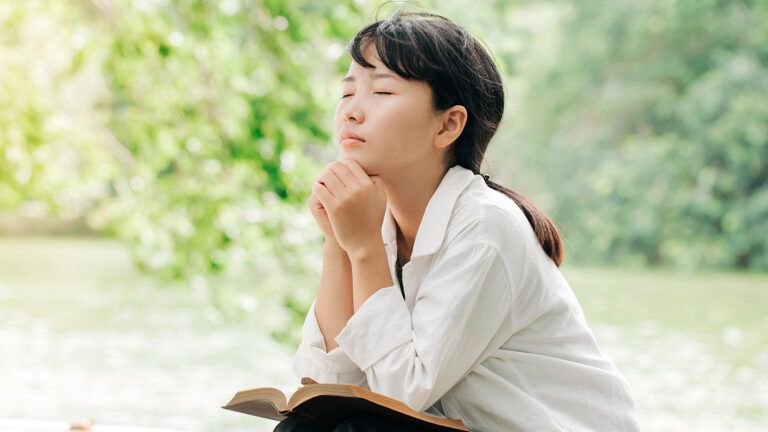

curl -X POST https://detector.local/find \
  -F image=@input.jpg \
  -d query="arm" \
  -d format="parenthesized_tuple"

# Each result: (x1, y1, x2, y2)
(348, 242, 395, 312)
(292, 236, 365, 385)
(306, 159, 391, 313)
(292, 174, 365, 385)
(315, 239, 354, 350)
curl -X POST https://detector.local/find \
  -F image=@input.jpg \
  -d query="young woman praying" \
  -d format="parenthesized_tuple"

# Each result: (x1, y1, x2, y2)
(279, 10, 640, 432)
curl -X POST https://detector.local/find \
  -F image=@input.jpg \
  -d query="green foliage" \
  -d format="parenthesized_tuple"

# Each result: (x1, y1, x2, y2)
(0, 0, 381, 345)
(1, 1, 370, 274)
(0, 1, 116, 220)
(509, 0, 768, 270)
(94, 0, 371, 282)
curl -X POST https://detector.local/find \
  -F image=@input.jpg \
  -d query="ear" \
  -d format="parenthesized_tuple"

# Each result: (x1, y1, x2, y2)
(434, 105, 468, 150)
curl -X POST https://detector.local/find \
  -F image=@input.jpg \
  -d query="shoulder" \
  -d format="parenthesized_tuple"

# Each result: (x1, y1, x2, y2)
(444, 178, 541, 259)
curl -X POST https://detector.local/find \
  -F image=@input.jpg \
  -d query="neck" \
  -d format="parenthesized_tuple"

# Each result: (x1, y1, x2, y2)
(380, 161, 449, 255)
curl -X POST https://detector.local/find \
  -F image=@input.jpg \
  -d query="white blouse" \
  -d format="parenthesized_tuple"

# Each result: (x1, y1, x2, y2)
(293, 165, 641, 431)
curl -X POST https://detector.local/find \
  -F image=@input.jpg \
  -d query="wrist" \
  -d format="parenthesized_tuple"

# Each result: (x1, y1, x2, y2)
(348, 242, 386, 264)
(322, 239, 346, 256)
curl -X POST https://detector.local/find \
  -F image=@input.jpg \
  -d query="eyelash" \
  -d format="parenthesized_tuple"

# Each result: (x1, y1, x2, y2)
(341, 92, 392, 99)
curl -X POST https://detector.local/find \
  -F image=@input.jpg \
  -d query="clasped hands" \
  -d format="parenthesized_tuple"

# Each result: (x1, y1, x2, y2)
(306, 158, 387, 260)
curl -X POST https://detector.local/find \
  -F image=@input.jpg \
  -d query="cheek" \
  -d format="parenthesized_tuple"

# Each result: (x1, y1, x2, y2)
(377, 101, 425, 128)
(384, 105, 434, 149)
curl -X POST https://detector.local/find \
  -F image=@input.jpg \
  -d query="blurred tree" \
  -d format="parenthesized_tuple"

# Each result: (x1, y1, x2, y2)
(91, 0, 370, 279)
(508, 0, 768, 270)
(94, 0, 380, 343)
(0, 0, 378, 344)
(0, 1, 116, 227)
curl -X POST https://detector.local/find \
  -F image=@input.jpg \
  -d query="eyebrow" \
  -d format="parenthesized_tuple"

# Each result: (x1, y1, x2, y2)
(341, 72, 399, 83)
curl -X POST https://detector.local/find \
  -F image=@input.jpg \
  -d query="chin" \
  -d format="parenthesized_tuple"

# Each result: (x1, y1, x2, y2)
(339, 153, 379, 176)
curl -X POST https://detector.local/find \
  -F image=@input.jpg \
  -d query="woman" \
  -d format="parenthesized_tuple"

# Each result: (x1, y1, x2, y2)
(279, 9, 641, 432)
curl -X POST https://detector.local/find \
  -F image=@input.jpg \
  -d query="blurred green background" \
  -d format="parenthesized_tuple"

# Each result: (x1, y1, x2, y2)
(0, 0, 766, 431)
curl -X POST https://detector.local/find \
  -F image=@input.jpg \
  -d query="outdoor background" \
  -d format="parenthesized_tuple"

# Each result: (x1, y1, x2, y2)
(1, 0, 766, 431)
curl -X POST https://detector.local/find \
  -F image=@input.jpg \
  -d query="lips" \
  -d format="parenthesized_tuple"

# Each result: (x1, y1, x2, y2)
(339, 131, 366, 148)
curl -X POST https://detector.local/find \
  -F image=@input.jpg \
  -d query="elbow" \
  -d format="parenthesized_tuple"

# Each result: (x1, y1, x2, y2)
(293, 344, 367, 385)
(368, 361, 438, 413)
(292, 344, 327, 383)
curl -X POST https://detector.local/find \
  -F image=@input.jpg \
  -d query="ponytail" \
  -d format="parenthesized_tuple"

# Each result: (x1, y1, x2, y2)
(484, 177, 565, 267)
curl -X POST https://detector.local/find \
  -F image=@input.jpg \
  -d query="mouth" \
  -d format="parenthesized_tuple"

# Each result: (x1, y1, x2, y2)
(339, 137, 365, 149)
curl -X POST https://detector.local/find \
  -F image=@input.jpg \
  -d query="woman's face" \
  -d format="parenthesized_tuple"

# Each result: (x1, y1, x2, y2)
(333, 45, 443, 176)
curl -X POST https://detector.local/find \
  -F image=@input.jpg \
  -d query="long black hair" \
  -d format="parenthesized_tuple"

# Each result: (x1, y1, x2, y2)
(348, 9, 565, 266)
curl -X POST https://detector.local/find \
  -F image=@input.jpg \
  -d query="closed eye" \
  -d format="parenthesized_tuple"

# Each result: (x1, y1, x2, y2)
(340, 92, 393, 99)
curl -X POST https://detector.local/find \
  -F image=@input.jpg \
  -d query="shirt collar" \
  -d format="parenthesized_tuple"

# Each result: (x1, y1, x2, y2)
(381, 164, 478, 258)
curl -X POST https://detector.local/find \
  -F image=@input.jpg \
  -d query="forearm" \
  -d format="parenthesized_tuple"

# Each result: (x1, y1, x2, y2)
(315, 240, 354, 351)
(349, 243, 395, 312)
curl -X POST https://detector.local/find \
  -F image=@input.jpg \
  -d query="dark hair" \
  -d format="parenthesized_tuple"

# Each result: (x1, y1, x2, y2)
(348, 9, 564, 266)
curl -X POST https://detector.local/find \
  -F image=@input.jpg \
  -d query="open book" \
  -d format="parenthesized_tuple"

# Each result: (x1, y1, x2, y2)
(222, 377, 470, 431)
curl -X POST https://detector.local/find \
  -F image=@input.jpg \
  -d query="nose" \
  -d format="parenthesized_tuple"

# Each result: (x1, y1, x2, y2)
(341, 97, 364, 124)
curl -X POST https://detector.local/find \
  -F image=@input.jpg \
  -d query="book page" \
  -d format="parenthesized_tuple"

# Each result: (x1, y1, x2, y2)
(279, 385, 301, 402)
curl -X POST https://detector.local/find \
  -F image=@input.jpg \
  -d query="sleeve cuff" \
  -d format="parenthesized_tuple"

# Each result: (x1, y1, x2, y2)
(335, 285, 412, 370)
(296, 300, 361, 374)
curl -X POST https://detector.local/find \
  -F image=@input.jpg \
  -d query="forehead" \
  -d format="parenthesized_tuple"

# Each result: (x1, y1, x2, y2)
(339, 43, 433, 97)
(355, 43, 385, 67)
(342, 69, 400, 84)
(343, 44, 399, 79)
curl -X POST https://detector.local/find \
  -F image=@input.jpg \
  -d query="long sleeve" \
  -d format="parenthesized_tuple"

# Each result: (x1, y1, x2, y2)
(334, 240, 514, 412)
(292, 299, 367, 386)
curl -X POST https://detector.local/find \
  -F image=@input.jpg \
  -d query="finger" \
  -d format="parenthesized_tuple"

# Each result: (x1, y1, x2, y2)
(339, 158, 373, 184)
(317, 169, 346, 196)
(312, 181, 336, 209)
(307, 190, 323, 209)
(329, 161, 359, 188)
